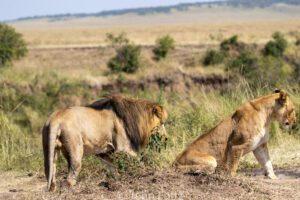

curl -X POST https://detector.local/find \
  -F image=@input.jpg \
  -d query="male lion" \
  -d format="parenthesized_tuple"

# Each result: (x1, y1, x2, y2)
(42, 95, 168, 191)
(174, 90, 296, 179)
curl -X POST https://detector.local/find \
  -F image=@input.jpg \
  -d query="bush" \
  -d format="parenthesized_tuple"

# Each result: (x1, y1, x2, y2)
(293, 59, 300, 83)
(108, 44, 141, 73)
(226, 49, 293, 86)
(226, 51, 258, 76)
(203, 49, 226, 66)
(250, 56, 291, 86)
(264, 32, 288, 57)
(153, 35, 175, 61)
(0, 23, 27, 66)
(220, 35, 239, 52)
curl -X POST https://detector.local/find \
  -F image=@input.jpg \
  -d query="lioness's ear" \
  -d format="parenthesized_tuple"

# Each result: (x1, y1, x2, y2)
(274, 89, 281, 93)
(278, 90, 288, 105)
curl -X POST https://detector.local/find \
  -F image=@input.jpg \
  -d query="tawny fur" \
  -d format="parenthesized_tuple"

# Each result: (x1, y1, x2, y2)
(42, 95, 168, 191)
(174, 90, 296, 178)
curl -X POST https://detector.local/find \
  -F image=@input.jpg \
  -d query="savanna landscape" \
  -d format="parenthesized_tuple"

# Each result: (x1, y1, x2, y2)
(1, 0, 300, 199)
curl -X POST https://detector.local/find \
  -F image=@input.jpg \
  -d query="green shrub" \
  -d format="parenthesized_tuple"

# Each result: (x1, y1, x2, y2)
(264, 32, 288, 57)
(293, 58, 300, 83)
(220, 35, 239, 52)
(0, 23, 27, 66)
(106, 33, 142, 73)
(226, 51, 258, 76)
(153, 35, 175, 60)
(203, 49, 226, 66)
(249, 56, 291, 86)
(108, 44, 141, 73)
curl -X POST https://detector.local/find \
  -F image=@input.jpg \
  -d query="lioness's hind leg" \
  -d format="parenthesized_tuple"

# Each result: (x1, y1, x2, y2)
(175, 151, 217, 174)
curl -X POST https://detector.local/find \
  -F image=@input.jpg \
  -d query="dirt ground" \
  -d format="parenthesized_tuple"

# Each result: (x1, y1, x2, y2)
(1, 167, 300, 200)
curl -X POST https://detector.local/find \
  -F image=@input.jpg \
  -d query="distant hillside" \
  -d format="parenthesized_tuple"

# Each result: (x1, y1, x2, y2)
(9, 0, 300, 22)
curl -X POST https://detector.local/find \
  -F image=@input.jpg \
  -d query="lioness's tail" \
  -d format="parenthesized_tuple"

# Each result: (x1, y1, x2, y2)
(42, 120, 60, 191)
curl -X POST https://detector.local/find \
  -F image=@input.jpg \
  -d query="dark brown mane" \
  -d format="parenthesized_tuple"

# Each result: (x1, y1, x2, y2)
(87, 95, 160, 151)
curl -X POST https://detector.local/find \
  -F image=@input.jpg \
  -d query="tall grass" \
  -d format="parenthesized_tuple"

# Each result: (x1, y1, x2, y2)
(0, 111, 42, 171)
(0, 69, 299, 174)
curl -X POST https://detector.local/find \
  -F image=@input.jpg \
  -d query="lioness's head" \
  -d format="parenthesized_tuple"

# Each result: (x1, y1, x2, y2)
(274, 89, 296, 129)
(151, 105, 168, 138)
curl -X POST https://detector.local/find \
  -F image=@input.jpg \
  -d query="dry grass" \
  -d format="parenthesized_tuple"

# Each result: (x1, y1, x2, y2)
(11, 21, 300, 48)
(9, 6, 300, 48)
(11, 44, 225, 82)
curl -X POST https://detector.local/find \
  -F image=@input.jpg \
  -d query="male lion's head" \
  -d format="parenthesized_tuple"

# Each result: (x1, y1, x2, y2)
(151, 105, 168, 138)
(88, 95, 168, 151)
(274, 89, 296, 129)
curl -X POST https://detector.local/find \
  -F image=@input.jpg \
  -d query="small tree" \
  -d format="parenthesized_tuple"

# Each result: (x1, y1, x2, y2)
(220, 35, 239, 52)
(153, 35, 175, 61)
(108, 44, 141, 73)
(0, 24, 27, 66)
(203, 49, 226, 66)
(106, 33, 142, 73)
(264, 32, 288, 57)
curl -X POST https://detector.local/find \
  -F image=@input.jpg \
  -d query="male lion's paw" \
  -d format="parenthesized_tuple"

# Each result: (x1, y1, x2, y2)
(49, 183, 57, 192)
(267, 174, 278, 180)
(67, 178, 77, 187)
(230, 171, 237, 177)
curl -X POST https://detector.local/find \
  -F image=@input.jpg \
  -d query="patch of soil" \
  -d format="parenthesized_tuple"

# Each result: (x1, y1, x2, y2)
(1, 168, 300, 200)
(100, 71, 236, 94)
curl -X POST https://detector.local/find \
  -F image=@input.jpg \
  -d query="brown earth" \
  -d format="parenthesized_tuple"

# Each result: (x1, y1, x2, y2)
(100, 71, 235, 94)
(1, 167, 300, 200)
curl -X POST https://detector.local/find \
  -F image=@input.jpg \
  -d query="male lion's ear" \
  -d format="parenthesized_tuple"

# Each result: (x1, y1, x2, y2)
(153, 105, 163, 119)
(278, 90, 288, 105)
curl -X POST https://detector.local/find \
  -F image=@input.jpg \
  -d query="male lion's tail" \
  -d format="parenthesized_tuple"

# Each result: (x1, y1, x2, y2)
(42, 120, 60, 191)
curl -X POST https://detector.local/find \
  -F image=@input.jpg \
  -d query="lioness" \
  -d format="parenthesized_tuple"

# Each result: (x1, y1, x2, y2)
(174, 90, 296, 179)
(42, 95, 168, 191)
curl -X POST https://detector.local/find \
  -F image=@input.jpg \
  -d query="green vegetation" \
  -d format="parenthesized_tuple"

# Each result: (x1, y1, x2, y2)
(107, 33, 142, 73)
(264, 32, 288, 57)
(1, 69, 299, 173)
(226, 51, 258, 76)
(153, 35, 175, 61)
(220, 35, 240, 52)
(1, 29, 300, 182)
(0, 24, 27, 67)
(203, 32, 297, 87)
(0, 71, 95, 171)
(203, 49, 226, 66)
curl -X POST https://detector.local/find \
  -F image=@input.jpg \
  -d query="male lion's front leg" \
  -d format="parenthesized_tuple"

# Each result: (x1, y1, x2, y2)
(253, 143, 277, 179)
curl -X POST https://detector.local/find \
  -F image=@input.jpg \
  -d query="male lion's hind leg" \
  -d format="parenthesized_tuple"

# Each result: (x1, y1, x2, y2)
(174, 151, 217, 174)
(61, 144, 83, 188)
(253, 143, 277, 179)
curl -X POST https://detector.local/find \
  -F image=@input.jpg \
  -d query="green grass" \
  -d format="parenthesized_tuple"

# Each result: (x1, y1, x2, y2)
(0, 67, 300, 177)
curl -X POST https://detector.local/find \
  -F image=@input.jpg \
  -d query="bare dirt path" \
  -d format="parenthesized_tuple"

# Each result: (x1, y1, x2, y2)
(1, 167, 300, 200)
